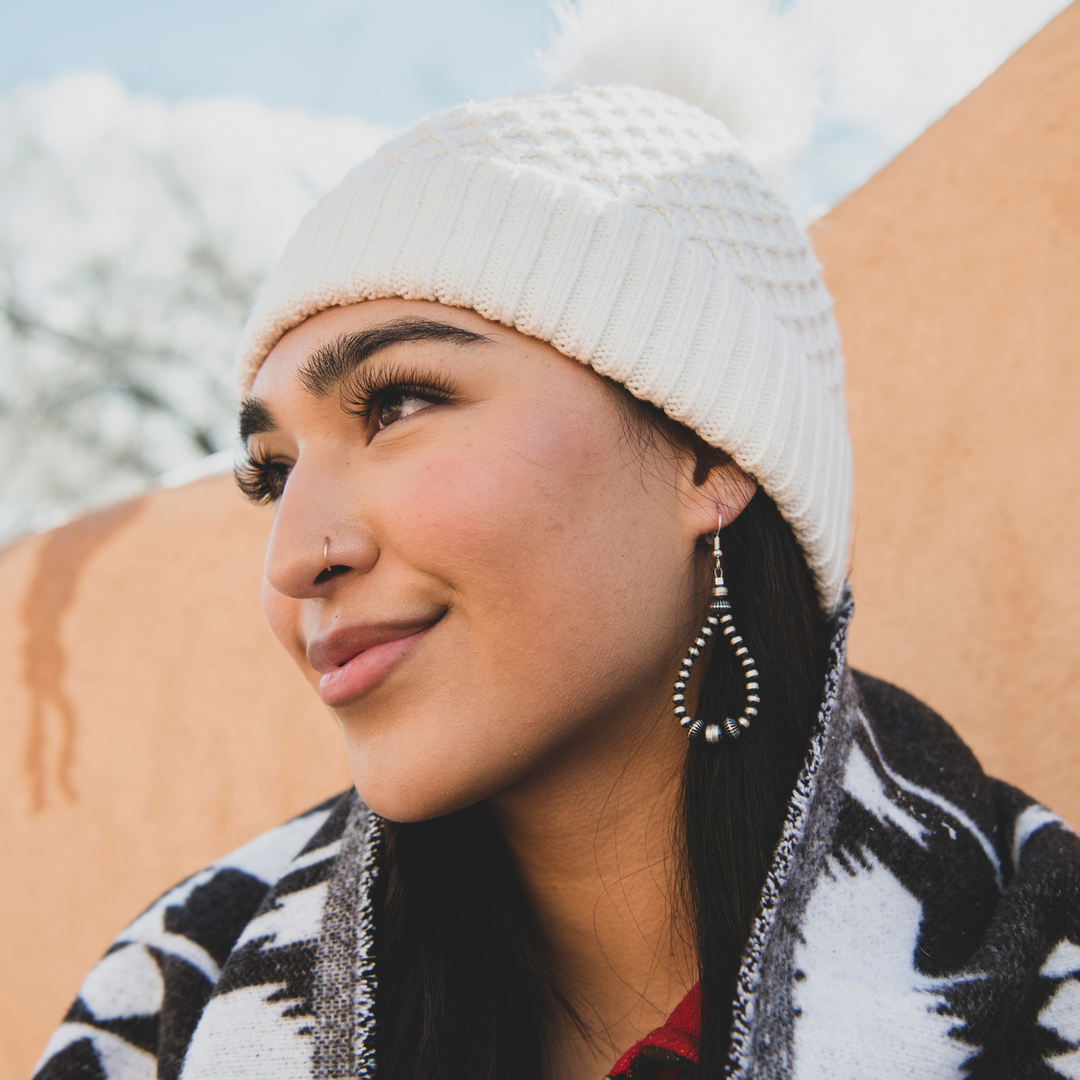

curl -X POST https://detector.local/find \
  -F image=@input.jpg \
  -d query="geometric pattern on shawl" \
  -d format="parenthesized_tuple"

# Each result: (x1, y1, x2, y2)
(30, 794, 354, 1080)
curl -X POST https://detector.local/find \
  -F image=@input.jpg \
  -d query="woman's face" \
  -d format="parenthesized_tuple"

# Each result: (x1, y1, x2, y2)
(247, 298, 734, 822)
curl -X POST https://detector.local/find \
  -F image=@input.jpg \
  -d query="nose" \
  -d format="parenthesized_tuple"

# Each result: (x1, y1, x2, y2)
(263, 466, 380, 599)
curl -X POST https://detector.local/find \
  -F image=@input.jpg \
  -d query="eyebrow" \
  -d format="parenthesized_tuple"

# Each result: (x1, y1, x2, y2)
(238, 317, 492, 442)
(239, 396, 277, 440)
(297, 316, 491, 398)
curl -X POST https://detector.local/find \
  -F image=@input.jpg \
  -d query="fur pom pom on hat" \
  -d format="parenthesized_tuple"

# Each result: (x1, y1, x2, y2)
(236, 0, 852, 613)
(539, 0, 818, 175)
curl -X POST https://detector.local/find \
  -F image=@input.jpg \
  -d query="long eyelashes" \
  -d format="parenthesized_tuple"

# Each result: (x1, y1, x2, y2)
(235, 451, 291, 505)
(235, 365, 459, 506)
(339, 364, 457, 425)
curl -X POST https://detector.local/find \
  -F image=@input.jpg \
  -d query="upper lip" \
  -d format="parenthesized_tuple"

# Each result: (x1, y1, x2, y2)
(307, 615, 443, 674)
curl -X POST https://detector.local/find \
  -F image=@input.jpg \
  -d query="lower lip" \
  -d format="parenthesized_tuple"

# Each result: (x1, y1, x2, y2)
(318, 628, 430, 707)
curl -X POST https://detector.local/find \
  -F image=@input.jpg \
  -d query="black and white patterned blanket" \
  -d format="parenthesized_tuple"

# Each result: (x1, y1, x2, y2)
(32, 613, 1080, 1078)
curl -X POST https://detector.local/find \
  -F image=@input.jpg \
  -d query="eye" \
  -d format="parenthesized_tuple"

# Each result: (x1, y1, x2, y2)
(341, 367, 457, 433)
(377, 392, 436, 429)
(235, 453, 292, 505)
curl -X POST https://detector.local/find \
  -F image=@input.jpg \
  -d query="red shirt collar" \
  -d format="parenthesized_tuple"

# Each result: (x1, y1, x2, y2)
(607, 983, 700, 1078)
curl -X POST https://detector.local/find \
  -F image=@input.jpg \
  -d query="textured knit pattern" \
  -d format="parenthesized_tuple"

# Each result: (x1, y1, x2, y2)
(33, 616, 1080, 1079)
(236, 84, 853, 612)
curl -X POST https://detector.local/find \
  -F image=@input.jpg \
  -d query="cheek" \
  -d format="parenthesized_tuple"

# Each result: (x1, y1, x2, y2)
(372, 403, 682, 722)
(261, 576, 310, 674)
(382, 407, 626, 608)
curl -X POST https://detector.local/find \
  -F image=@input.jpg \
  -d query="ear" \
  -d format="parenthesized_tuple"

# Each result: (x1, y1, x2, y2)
(675, 452, 758, 546)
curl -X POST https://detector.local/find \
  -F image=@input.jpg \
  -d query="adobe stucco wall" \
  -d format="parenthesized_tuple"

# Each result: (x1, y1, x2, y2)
(811, 0, 1080, 824)
(3, 5, 1079, 1076)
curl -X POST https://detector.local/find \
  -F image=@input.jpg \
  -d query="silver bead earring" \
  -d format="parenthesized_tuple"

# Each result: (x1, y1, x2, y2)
(672, 511, 760, 743)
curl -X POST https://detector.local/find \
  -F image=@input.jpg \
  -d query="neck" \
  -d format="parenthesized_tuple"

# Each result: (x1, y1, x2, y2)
(489, 705, 696, 1080)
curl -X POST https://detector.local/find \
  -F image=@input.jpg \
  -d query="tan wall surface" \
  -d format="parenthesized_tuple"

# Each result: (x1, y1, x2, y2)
(3, 6, 1080, 1077)
(812, 1, 1080, 828)
(0, 481, 351, 1079)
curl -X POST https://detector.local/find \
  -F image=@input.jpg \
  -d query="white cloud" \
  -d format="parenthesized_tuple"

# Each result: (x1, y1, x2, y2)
(798, 0, 1069, 138)
(0, 72, 393, 540)
(787, 0, 1071, 217)
(3, 71, 393, 306)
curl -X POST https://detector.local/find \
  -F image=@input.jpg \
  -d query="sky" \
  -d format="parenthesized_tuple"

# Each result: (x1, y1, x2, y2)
(3, 0, 1073, 216)
(2, 0, 556, 128)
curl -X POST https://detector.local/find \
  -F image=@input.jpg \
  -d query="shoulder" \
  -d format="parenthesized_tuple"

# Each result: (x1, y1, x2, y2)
(845, 671, 1080, 1070)
(31, 790, 355, 1080)
(852, 670, 990, 796)
(850, 668, 1077, 882)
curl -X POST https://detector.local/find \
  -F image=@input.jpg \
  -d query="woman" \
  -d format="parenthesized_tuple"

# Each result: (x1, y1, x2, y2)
(32, 23, 1080, 1080)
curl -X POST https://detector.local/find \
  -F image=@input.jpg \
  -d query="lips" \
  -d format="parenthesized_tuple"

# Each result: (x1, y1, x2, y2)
(309, 616, 441, 707)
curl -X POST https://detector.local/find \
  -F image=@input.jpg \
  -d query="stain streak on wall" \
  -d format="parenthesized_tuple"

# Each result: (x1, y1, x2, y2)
(20, 498, 143, 811)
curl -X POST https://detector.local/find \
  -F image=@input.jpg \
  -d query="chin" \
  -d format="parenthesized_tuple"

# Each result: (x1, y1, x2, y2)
(345, 743, 503, 824)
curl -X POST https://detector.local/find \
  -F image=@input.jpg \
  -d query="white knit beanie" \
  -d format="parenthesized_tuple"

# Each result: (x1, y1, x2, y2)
(236, 2, 852, 613)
